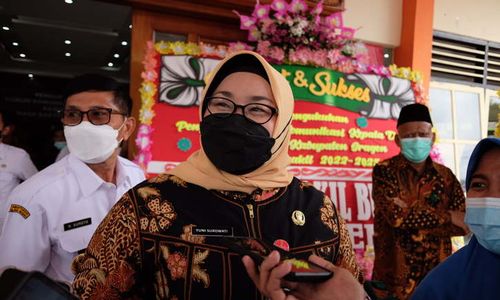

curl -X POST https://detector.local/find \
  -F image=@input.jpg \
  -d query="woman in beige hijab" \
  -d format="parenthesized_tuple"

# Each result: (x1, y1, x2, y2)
(72, 51, 363, 300)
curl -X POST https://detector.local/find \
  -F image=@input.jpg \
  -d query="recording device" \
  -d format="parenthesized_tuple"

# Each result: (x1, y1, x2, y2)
(0, 268, 77, 300)
(219, 236, 333, 283)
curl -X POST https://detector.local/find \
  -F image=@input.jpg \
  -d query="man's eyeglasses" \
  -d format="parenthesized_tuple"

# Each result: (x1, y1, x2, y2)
(205, 96, 278, 124)
(60, 108, 126, 126)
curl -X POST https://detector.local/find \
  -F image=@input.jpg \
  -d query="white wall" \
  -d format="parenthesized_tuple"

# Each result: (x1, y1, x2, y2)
(343, 0, 403, 47)
(434, 0, 500, 43)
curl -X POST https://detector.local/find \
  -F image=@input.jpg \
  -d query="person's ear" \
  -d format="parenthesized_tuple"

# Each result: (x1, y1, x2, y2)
(2, 125, 13, 136)
(431, 131, 436, 145)
(120, 117, 136, 141)
(395, 133, 401, 148)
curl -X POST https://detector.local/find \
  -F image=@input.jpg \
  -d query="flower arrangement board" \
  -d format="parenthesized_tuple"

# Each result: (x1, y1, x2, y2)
(134, 0, 430, 280)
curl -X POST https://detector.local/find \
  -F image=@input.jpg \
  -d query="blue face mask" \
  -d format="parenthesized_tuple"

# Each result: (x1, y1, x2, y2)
(465, 197, 500, 255)
(54, 141, 67, 150)
(400, 137, 432, 163)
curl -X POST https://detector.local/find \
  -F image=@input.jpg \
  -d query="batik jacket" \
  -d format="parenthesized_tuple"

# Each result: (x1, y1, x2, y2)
(72, 174, 362, 300)
(372, 155, 466, 300)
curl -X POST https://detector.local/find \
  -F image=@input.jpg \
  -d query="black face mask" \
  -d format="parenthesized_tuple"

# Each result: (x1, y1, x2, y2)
(200, 114, 276, 175)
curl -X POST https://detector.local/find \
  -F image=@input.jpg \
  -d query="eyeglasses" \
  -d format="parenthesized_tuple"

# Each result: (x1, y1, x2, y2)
(205, 96, 278, 124)
(60, 108, 126, 126)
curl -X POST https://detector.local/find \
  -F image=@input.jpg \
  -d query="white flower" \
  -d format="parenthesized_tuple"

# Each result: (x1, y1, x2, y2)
(298, 19, 308, 29)
(291, 26, 304, 36)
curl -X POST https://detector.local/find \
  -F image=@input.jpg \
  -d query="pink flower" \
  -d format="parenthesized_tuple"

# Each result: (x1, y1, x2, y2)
(260, 18, 275, 34)
(200, 44, 216, 55)
(257, 40, 272, 56)
(233, 11, 256, 30)
(215, 45, 227, 57)
(289, 0, 307, 13)
(285, 15, 294, 26)
(312, 49, 328, 67)
(430, 145, 444, 164)
(324, 30, 339, 45)
(289, 47, 311, 65)
(371, 65, 388, 76)
(268, 47, 285, 63)
(327, 49, 341, 65)
(137, 124, 153, 136)
(271, 0, 288, 16)
(353, 61, 367, 73)
(324, 12, 343, 29)
(311, 0, 323, 15)
(134, 152, 150, 170)
(231, 0, 368, 71)
(248, 26, 262, 41)
(253, 3, 271, 19)
(312, 14, 321, 26)
(341, 27, 355, 39)
(228, 42, 254, 53)
(338, 59, 355, 74)
(141, 70, 157, 81)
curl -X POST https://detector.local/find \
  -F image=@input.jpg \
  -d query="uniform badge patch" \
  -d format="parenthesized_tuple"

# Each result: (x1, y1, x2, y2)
(9, 204, 30, 219)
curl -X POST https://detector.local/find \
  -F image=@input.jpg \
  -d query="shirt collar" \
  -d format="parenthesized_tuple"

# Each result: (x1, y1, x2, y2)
(68, 154, 131, 198)
(68, 154, 104, 197)
(397, 153, 436, 173)
(115, 156, 133, 188)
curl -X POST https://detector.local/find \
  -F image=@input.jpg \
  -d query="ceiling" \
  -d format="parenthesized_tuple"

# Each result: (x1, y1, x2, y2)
(0, 0, 132, 82)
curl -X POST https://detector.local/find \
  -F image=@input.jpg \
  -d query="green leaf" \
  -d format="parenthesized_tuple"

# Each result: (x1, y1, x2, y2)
(188, 57, 201, 79)
(167, 85, 188, 100)
(381, 77, 391, 94)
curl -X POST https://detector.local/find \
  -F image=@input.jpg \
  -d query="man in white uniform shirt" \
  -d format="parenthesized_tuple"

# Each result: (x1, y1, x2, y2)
(0, 111, 38, 230)
(0, 74, 146, 283)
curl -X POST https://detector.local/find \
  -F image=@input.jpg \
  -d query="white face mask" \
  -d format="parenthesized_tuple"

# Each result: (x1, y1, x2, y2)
(64, 120, 126, 164)
(465, 197, 500, 255)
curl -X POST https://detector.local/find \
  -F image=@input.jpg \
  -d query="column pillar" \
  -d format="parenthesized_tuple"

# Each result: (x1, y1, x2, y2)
(394, 0, 434, 94)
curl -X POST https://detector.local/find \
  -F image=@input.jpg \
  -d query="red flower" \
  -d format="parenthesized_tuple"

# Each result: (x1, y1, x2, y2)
(167, 252, 188, 280)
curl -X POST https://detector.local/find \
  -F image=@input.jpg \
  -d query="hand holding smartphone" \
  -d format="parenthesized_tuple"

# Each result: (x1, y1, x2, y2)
(219, 237, 333, 283)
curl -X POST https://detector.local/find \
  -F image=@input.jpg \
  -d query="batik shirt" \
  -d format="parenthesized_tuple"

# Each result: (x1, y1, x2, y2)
(372, 154, 466, 300)
(72, 175, 362, 299)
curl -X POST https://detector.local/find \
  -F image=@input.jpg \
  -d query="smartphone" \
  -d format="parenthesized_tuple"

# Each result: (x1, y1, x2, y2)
(219, 237, 333, 283)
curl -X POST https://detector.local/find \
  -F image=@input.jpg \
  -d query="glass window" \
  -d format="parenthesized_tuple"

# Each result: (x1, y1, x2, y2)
(429, 88, 453, 139)
(429, 82, 486, 179)
(435, 142, 454, 170)
(488, 95, 500, 136)
(455, 91, 481, 140)
(456, 143, 476, 186)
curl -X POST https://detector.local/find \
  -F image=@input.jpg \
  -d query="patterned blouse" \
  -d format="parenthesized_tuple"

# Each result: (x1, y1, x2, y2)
(72, 175, 362, 300)
(372, 155, 466, 300)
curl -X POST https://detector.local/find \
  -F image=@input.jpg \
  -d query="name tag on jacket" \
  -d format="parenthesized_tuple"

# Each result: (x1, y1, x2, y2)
(64, 218, 92, 231)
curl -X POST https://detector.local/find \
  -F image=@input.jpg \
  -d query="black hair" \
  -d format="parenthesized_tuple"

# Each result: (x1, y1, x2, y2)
(63, 74, 132, 116)
(0, 110, 16, 127)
